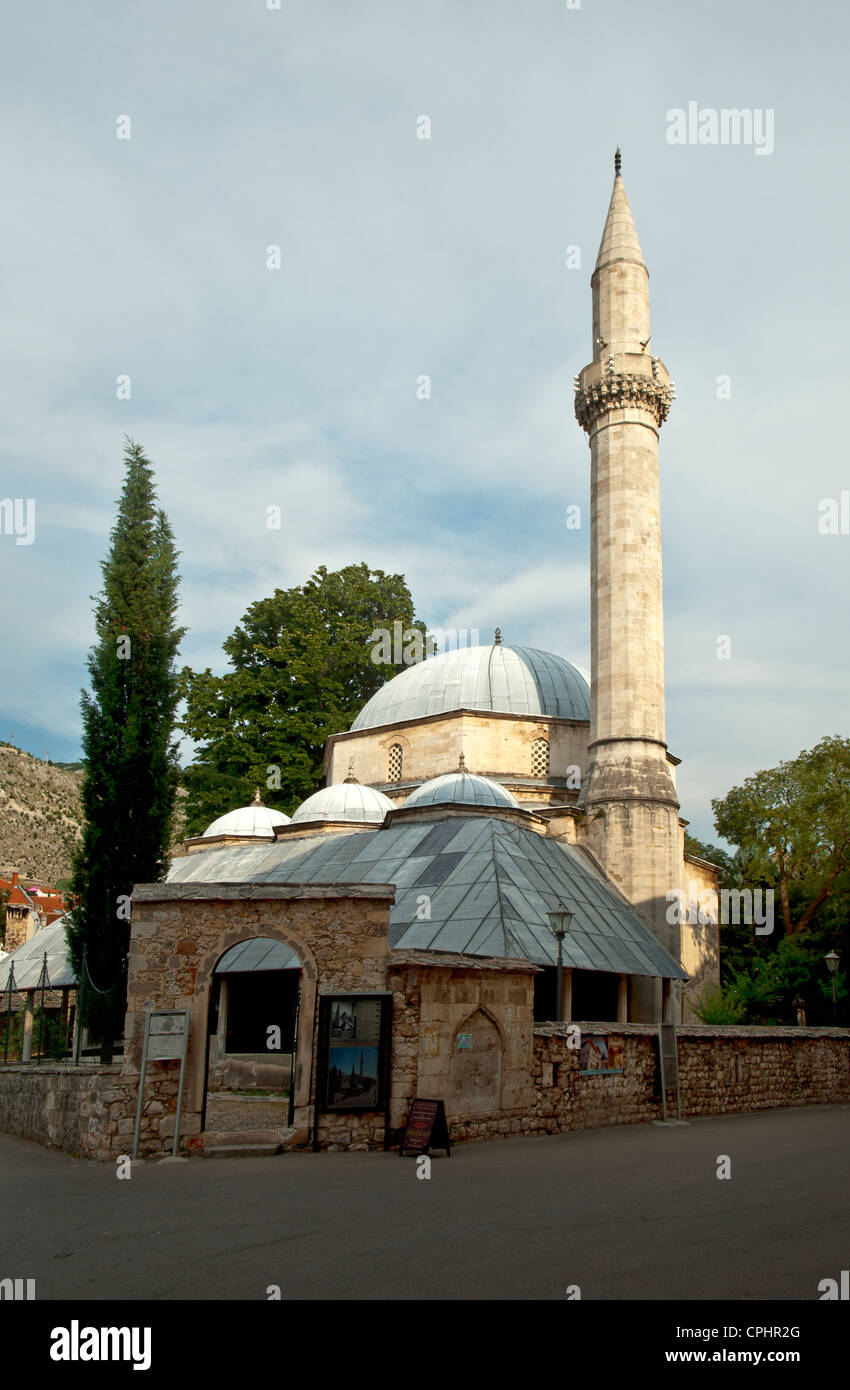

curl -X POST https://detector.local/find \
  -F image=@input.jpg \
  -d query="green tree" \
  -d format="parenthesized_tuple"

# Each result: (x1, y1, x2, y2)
(66, 440, 184, 1061)
(712, 736, 850, 937)
(180, 563, 428, 835)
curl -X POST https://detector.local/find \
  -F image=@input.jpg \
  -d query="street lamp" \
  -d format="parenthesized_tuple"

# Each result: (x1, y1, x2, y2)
(547, 909, 574, 1022)
(824, 951, 840, 1024)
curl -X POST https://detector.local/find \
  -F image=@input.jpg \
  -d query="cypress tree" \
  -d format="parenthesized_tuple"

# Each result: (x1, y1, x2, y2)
(67, 440, 184, 1062)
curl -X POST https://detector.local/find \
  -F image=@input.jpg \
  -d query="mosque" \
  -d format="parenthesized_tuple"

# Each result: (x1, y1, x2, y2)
(124, 155, 721, 1152)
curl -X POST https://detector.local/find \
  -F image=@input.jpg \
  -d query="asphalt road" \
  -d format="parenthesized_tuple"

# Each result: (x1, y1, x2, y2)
(2, 1104, 848, 1300)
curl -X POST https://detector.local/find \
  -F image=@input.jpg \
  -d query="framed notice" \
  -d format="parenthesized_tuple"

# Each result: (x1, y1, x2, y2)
(316, 992, 392, 1115)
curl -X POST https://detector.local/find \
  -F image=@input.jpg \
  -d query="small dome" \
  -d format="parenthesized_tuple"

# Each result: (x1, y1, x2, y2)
(351, 640, 589, 732)
(404, 770, 520, 810)
(290, 781, 395, 827)
(203, 790, 290, 839)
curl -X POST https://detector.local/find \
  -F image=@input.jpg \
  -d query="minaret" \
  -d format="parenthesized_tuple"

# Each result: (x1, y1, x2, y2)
(574, 151, 681, 1020)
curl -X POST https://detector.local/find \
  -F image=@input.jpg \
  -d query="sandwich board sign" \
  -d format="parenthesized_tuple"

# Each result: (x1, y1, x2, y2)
(132, 1009, 190, 1160)
(399, 1098, 451, 1157)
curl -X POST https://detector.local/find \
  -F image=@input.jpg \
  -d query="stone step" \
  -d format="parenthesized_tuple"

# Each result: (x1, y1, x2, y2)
(204, 1141, 283, 1159)
(201, 1126, 305, 1157)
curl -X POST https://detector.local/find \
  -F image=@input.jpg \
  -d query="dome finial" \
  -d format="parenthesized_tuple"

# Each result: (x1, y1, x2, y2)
(494, 627, 502, 645)
(458, 751, 466, 772)
(251, 786, 264, 806)
(344, 758, 357, 783)
(614, 146, 621, 176)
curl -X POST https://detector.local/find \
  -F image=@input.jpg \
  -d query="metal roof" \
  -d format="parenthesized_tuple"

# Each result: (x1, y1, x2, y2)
(204, 803, 290, 838)
(215, 937, 300, 973)
(351, 643, 591, 731)
(167, 816, 685, 980)
(290, 781, 395, 826)
(0, 915, 77, 991)
(404, 771, 520, 809)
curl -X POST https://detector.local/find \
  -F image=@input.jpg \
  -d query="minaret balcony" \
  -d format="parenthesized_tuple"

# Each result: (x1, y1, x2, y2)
(574, 353, 673, 433)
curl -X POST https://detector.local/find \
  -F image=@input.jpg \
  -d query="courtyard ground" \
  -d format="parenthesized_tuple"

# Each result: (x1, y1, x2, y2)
(3, 1103, 848, 1301)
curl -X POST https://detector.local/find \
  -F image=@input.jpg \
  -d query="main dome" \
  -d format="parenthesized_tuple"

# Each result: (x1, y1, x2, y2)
(351, 642, 590, 732)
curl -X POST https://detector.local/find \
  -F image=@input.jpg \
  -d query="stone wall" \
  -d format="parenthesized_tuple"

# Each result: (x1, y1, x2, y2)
(2, 1020, 848, 1159)
(0, 1060, 205, 1159)
(0, 1065, 127, 1160)
(524, 1022, 850, 1137)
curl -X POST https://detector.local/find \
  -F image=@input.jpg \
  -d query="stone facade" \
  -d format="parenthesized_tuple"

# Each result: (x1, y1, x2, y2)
(325, 709, 588, 808)
(125, 883, 394, 1151)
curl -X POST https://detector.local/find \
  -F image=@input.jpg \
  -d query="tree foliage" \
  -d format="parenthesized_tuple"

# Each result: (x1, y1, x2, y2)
(708, 737, 850, 1024)
(712, 736, 850, 937)
(179, 563, 428, 835)
(66, 441, 184, 1060)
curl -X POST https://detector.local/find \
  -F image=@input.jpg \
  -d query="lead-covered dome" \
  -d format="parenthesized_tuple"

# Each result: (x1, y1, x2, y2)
(203, 791, 290, 839)
(290, 780, 395, 827)
(404, 769, 520, 810)
(351, 639, 589, 731)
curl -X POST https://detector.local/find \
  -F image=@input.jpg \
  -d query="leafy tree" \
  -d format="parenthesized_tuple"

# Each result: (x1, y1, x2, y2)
(683, 833, 733, 876)
(712, 736, 850, 937)
(66, 440, 184, 1062)
(179, 563, 429, 836)
(689, 985, 746, 1025)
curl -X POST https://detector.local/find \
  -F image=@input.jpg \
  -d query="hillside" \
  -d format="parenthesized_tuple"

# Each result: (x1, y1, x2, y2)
(0, 743, 188, 885)
(0, 743, 84, 884)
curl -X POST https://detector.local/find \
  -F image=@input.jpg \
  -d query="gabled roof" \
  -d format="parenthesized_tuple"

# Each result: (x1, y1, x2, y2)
(0, 914, 76, 991)
(5, 884, 36, 910)
(166, 816, 685, 980)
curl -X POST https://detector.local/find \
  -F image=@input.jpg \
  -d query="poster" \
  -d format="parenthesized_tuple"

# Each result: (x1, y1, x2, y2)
(579, 1036, 624, 1076)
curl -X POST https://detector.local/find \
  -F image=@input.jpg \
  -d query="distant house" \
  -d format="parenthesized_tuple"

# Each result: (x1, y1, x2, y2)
(0, 873, 69, 952)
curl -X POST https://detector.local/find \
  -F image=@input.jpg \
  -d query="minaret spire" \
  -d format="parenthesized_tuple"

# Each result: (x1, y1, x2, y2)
(573, 160, 680, 1022)
(591, 161, 649, 360)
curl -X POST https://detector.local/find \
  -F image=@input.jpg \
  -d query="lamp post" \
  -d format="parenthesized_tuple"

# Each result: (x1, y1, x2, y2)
(547, 909, 574, 1022)
(824, 951, 840, 1024)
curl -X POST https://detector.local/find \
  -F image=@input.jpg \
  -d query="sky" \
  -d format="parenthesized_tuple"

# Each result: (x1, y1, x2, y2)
(1, 0, 847, 841)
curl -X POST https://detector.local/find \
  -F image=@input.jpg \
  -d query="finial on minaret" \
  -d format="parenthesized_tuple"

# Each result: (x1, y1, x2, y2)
(614, 147, 621, 176)
(251, 787, 264, 806)
(494, 627, 502, 645)
(458, 751, 467, 772)
(344, 758, 357, 783)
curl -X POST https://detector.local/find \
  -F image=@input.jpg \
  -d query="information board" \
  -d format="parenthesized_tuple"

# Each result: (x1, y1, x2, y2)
(313, 992, 393, 1150)
(399, 1098, 451, 1157)
(132, 1008, 190, 1159)
(147, 1011, 189, 1060)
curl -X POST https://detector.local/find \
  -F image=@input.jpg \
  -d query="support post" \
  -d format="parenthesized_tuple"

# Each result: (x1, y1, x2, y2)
(21, 993, 34, 1062)
(559, 967, 573, 1023)
(617, 974, 629, 1022)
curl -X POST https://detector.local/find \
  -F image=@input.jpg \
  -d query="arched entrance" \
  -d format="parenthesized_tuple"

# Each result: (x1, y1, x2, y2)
(194, 931, 316, 1140)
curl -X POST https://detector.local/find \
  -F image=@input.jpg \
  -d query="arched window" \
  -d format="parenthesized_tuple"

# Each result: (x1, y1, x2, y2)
(388, 743, 403, 783)
(531, 737, 550, 778)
